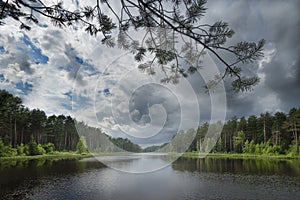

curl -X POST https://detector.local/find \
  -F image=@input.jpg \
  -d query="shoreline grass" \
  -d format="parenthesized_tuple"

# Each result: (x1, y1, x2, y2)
(181, 152, 300, 160)
(0, 152, 92, 161)
(0, 151, 144, 161)
(1, 151, 299, 162)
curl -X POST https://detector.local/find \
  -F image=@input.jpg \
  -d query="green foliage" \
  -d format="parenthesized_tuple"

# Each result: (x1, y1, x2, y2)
(0, 90, 142, 156)
(243, 140, 249, 153)
(205, 138, 216, 153)
(110, 137, 142, 153)
(142, 145, 160, 152)
(16, 144, 29, 156)
(1, 90, 299, 158)
(23, 144, 29, 155)
(235, 131, 245, 153)
(0, 138, 17, 157)
(243, 140, 256, 154)
(249, 140, 256, 153)
(42, 143, 55, 154)
(76, 136, 88, 154)
(286, 140, 300, 156)
(37, 144, 46, 155)
(254, 143, 263, 155)
(244, 141, 283, 156)
(0, 138, 4, 154)
(186, 107, 300, 157)
(28, 139, 38, 156)
(0, 90, 81, 152)
(28, 138, 45, 155)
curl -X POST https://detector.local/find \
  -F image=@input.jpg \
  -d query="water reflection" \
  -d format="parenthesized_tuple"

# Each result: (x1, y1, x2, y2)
(0, 158, 106, 199)
(0, 155, 299, 200)
(172, 157, 300, 177)
(91, 153, 175, 173)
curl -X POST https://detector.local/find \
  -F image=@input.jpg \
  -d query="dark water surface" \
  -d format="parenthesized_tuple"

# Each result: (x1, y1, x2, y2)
(0, 154, 300, 200)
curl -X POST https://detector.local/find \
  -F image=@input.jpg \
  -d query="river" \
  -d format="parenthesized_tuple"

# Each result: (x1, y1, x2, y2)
(0, 154, 299, 199)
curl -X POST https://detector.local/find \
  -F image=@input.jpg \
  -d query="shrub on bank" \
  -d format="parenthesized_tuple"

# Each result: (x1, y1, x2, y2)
(0, 138, 17, 157)
(28, 139, 46, 155)
(42, 143, 55, 154)
(16, 144, 29, 156)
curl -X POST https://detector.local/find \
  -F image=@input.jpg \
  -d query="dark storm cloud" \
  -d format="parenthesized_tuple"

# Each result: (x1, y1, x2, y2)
(121, 84, 182, 145)
(264, 58, 300, 109)
(226, 89, 257, 117)
(204, 0, 300, 118)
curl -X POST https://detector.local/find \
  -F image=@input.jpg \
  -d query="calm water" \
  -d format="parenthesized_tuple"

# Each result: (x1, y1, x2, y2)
(0, 154, 300, 200)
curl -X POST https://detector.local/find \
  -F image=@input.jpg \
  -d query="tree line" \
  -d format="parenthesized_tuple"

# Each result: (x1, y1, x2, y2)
(0, 90, 141, 157)
(0, 90, 80, 151)
(163, 107, 300, 156)
(1, 89, 299, 157)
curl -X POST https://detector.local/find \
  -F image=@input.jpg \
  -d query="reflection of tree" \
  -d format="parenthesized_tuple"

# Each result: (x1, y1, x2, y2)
(172, 157, 300, 176)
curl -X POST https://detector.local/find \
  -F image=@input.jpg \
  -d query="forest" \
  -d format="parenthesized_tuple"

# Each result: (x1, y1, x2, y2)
(0, 90, 141, 157)
(165, 107, 300, 156)
(0, 89, 299, 157)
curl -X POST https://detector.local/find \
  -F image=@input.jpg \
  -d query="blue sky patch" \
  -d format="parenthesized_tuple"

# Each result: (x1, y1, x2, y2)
(22, 34, 49, 64)
(0, 74, 5, 82)
(103, 88, 111, 96)
(75, 56, 84, 64)
(75, 56, 97, 74)
(64, 91, 73, 101)
(60, 56, 97, 74)
(15, 81, 33, 94)
(0, 46, 4, 53)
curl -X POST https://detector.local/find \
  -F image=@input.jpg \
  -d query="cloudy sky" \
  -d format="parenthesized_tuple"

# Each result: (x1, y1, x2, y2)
(0, 0, 299, 146)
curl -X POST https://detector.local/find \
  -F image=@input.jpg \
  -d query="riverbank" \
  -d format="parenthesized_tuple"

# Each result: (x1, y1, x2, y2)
(0, 152, 138, 162)
(181, 152, 300, 160)
(0, 152, 93, 162)
(1, 151, 299, 162)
